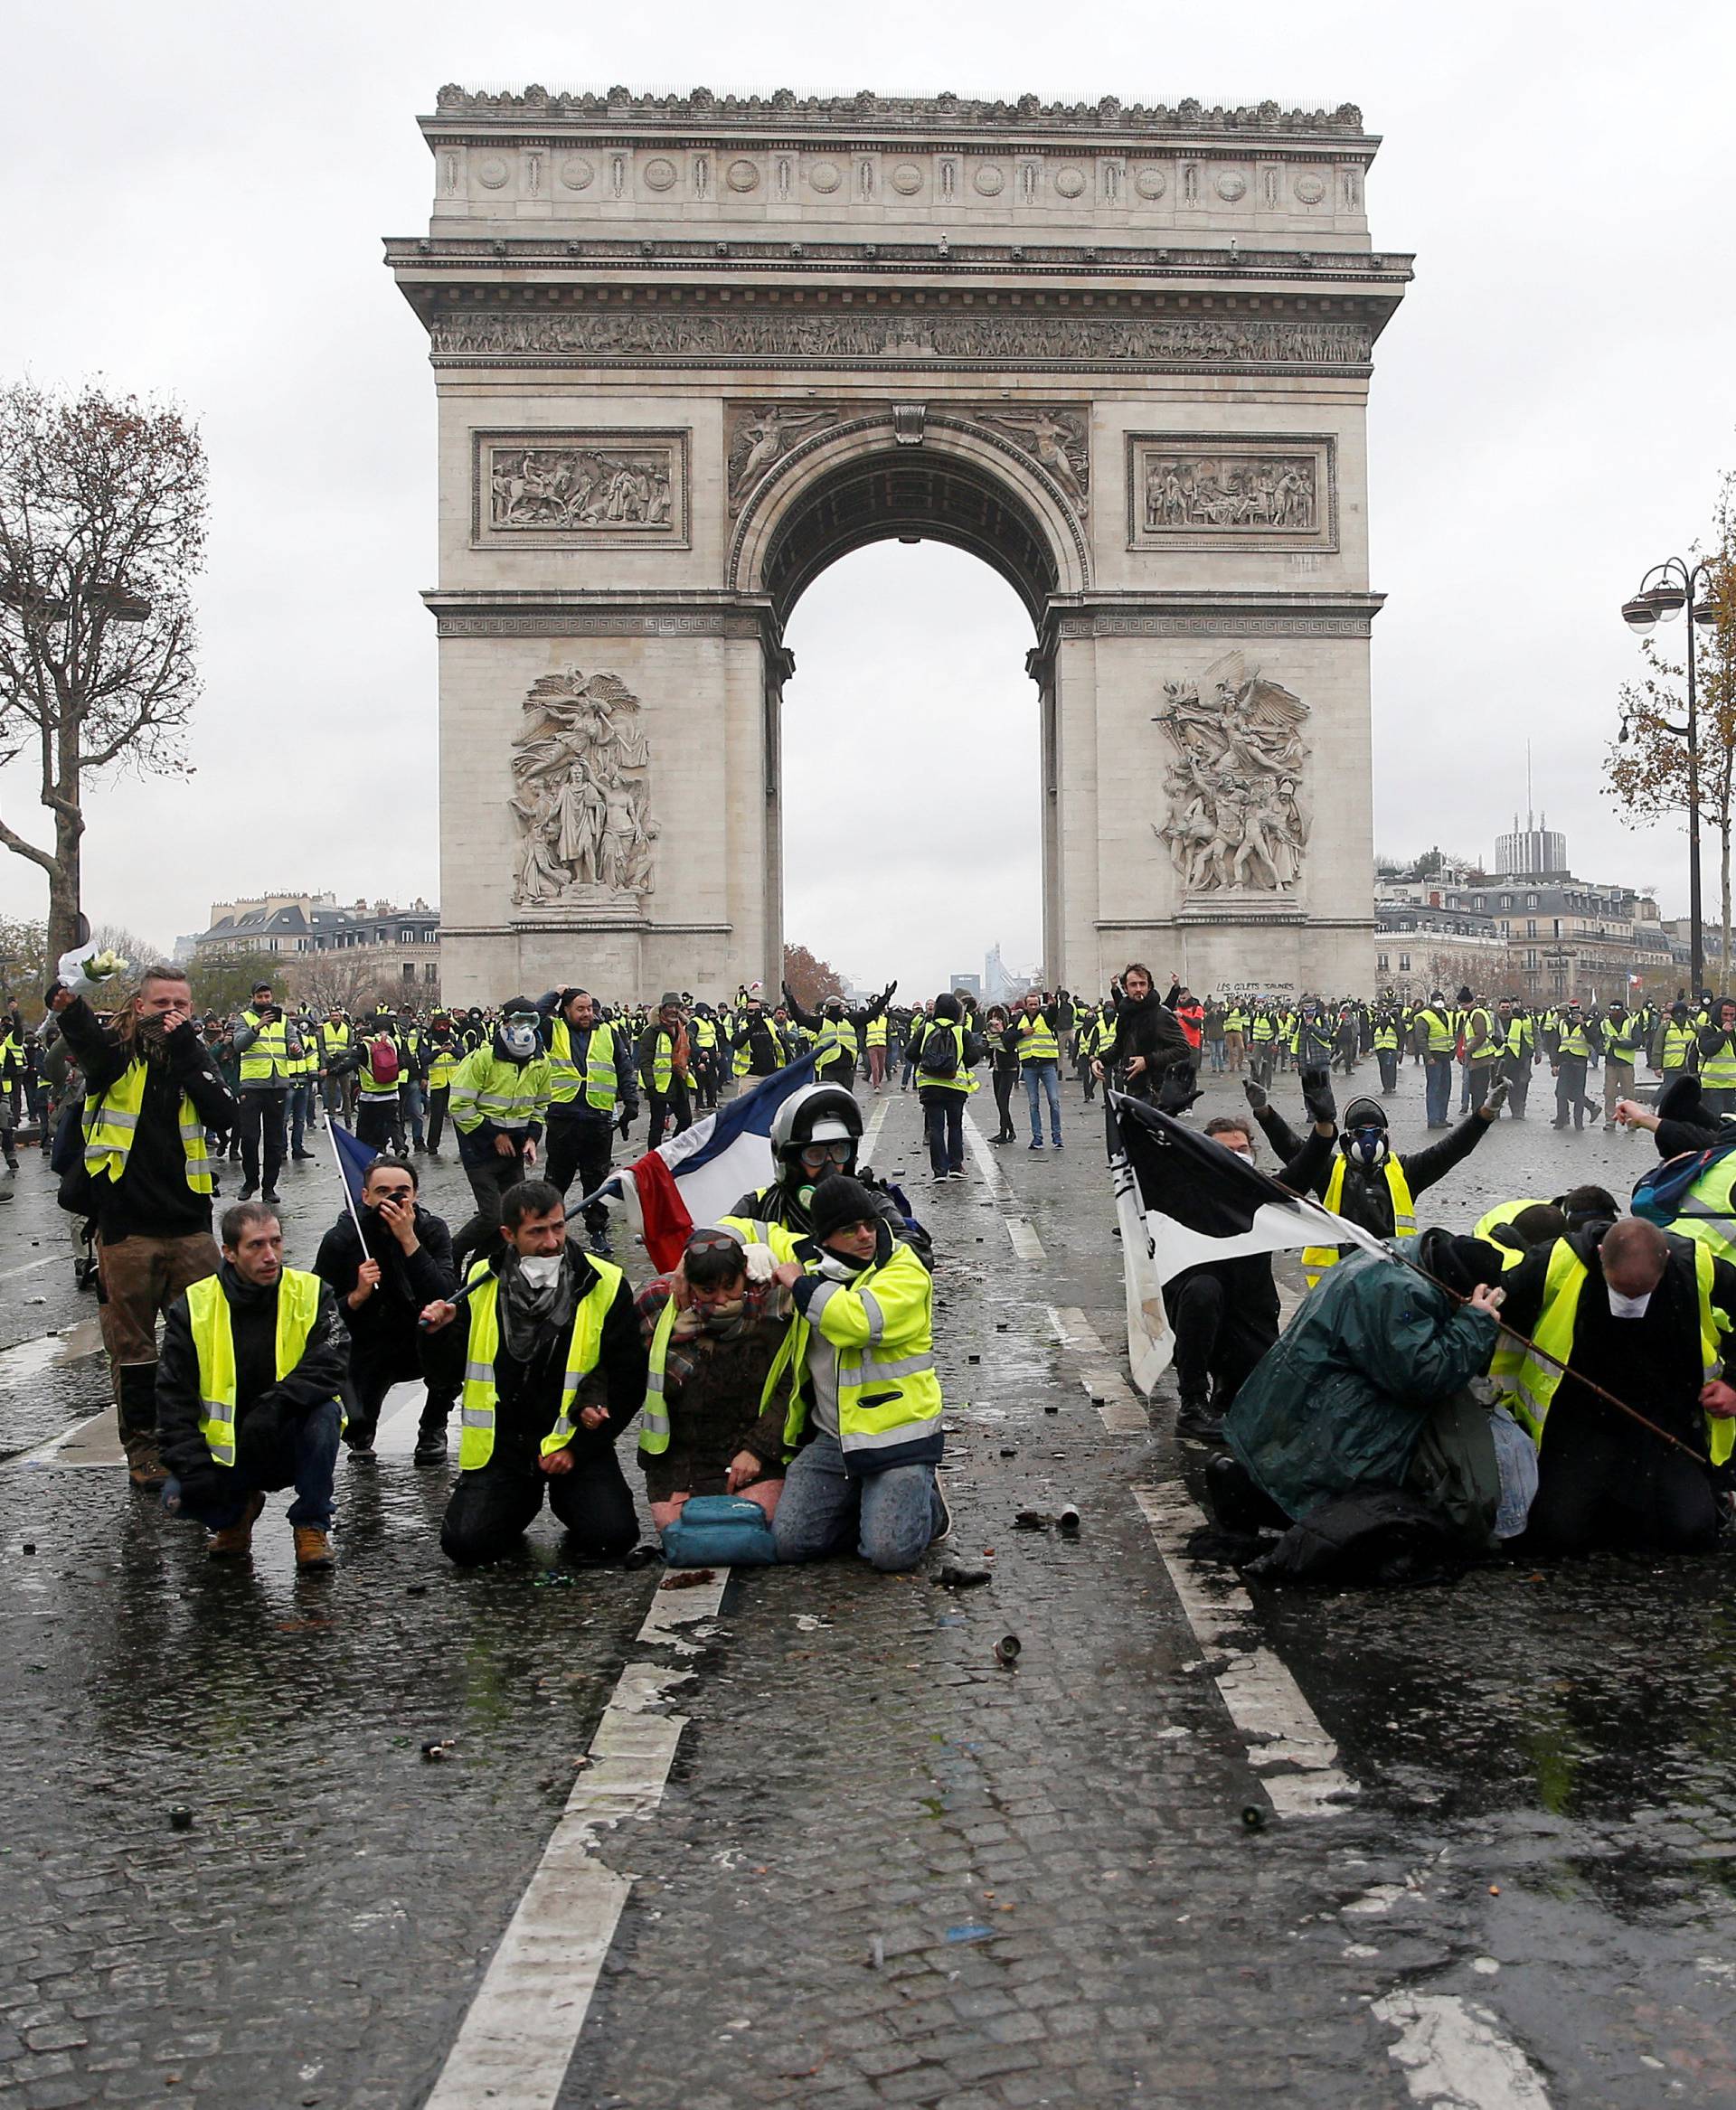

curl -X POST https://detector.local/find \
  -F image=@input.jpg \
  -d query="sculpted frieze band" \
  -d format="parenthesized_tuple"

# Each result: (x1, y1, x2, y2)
(432, 309, 1373, 372)
(1152, 653, 1312, 896)
(1127, 433, 1336, 552)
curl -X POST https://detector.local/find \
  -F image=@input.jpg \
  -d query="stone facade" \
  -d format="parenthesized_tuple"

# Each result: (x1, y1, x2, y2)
(387, 87, 1410, 1005)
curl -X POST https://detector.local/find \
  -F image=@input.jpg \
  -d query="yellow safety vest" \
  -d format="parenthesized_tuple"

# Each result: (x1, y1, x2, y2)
(1601, 1018, 1643, 1064)
(693, 1016, 718, 1053)
(319, 1023, 352, 1068)
(1224, 1009, 1249, 1033)
(82, 1057, 214, 1196)
(1301, 1154, 1417, 1288)
(1703, 1033, 1736, 1090)
(770, 1240, 943, 1471)
(641, 1028, 682, 1096)
(816, 1018, 860, 1068)
(548, 1019, 618, 1111)
(865, 1016, 888, 1049)
(458, 1256, 624, 1469)
(238, 1009, 291, 1085)
(1015, 1013, 1060, 1063)
(185, 1267, 333, 1468)
(917, 1020, 978, 1095)
(1660, 1024, 1697, 1070)
(1553, 1016, 1592, 1059)
(1490, 1238, 1731, 1465)
(449, 1049, 551, 1133)
(1465, 1010, 1502, 1063)
(1250, 1014, 1276, 1043)
(1373, 1021, 1399, 1051)
(1417, 1008, 1456, 1055)
(425, 1037, 461, 1089)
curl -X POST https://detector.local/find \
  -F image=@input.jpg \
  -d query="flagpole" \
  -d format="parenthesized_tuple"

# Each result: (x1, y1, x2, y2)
(1260, 1169, 1713, 1467)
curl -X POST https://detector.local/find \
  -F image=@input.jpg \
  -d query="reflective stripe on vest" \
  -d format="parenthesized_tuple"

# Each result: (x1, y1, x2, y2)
(1418, 1008, 1456, 1054)
(458, 1256, 625, 1470)
(920, 1021, 978, 1095)
(82, 1059, 213, 1196)
(1661, 1025, 1697, 1069)
(549, 1019, 618, 1110)
(816, 1019, 859, 1066)
(1491, 1239, 1731, 1465)
(1015, 1013, 1059, 1063)
(238, 1011, 290, 1084)
(1703, 1036, 1736, 1089)
(1554, 1018, 1591, 1057)
(777, 1243, 943, 1471)
(186, 1267, 327, 1468)
(1466, 1011, 1502, 1062)
(866, 1017, 888, 1048)
(1301, 1154, 1417, 1288)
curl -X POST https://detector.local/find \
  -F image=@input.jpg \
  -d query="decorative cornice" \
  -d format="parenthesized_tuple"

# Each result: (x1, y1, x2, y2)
(423, 589, 775, 641)
(1047, 590, 1385, 642)
(427, 86, 1373, 144)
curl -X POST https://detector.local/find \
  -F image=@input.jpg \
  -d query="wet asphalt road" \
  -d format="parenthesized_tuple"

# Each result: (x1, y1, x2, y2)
(2, 1058, 1734, 2108)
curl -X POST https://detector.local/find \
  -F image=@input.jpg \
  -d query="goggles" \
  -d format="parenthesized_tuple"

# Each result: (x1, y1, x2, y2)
(798, 1140, 853, 1169)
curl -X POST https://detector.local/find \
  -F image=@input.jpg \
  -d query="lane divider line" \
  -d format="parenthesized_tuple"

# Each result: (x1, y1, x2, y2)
(424, 1568, 731, 2109)
(1005, 1216, 1045, 1262)
(1131, 1481, 1356, 1819)
(1047, 1305, 1150, 1432)
(0, 1252, 67, 1284)
(960, 1111, 1013, 1198)
(1372, 1992, 1551, 2108)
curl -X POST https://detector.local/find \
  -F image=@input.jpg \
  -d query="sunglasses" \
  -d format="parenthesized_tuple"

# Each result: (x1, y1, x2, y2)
(685, 1231, 744, 1258)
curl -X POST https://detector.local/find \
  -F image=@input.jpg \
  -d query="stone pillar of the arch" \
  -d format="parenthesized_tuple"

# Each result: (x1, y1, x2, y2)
(1030, 611, 1107, 995)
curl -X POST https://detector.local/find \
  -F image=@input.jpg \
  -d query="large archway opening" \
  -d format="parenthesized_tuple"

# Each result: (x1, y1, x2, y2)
(781, 542, 1041, 1000)
(754, 438, 1067, 1001)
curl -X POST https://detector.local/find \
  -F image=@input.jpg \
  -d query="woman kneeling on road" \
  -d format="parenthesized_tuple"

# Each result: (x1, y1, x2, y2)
(637, 1229, 792, 1534)
(769, 1175, 949, 1572)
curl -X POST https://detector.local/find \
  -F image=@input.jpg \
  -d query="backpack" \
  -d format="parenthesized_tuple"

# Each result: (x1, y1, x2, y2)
(659, 1495, 778, 1568)
(366, 1034, 401, 1088)
(1631, 1132, 1736, 1227)
(918, 1023, 959, 1079)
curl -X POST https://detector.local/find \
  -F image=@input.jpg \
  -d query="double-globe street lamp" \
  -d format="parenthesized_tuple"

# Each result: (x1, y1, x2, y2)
(1620, 557, 1720, 996)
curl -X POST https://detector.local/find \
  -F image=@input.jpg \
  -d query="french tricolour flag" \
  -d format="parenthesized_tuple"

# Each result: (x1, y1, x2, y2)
(583, 1052, 821, 1271)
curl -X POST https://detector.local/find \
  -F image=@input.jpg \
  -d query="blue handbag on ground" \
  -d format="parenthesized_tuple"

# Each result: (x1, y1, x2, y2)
(659, 1494, 778, 1568)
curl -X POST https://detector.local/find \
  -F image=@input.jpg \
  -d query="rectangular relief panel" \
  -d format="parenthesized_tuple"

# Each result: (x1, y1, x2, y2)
(471, 429, 692, 549)
(1127, 432, 1336, 554)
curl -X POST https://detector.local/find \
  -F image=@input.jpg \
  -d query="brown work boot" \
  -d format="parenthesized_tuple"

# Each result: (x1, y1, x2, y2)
(206, 1492, 267, 1559)
(293, 1526, 335, 1571)
(124, 1433, 168, 1490)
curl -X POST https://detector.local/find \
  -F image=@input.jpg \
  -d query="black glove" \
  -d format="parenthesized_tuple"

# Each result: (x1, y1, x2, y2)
(171, 1463, 227, 1518)
(1242, 1079, 1269, 1113)
(617, 1108, 633, 1139)
(1299, 1069, 1336, 1125)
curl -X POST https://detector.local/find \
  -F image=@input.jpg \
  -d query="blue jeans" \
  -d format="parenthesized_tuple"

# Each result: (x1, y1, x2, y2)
(1424, 1057, 1452, 1126)
(162, 1397, 343, 1531)
(401, 1080, 427, 1148)
(772, 1430, 943, 1573)
(1023, 1060, 1061, 1144)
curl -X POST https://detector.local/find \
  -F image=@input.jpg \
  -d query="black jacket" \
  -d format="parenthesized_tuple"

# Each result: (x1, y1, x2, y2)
(156, 1263, 348, 1485)
(313, 1204, 457, 1370)
(1253, 1104, 1491, 1239)
(55, 999, 236, 1241)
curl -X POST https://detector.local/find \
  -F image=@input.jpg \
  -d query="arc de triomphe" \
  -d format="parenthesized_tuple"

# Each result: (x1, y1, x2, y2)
(386, 87, 1410, 1005)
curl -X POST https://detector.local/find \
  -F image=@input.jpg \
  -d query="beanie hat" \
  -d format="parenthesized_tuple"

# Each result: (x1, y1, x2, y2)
(809, 1175, 878, 1243)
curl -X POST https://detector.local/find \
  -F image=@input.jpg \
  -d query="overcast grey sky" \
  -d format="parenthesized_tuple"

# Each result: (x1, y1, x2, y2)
(3, 0, 1732, 994)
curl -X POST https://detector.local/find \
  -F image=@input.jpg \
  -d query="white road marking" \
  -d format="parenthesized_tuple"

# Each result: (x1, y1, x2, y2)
(1046, 1305, 1149, 1432)
(1132, 1480, 1356, 1818)
(1372, 1992, 1551, 2108)
(371, 1380, 433, 1457)
(424, 1569, 731, 2109)
(961, 1112, 1012, 1196)
(861, 1095, 894, 1164)
(1005, 1216, 1045, 1262)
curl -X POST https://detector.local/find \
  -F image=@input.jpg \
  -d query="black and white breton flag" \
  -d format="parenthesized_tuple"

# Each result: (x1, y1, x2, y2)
(1108, 1092, 1391, 1393)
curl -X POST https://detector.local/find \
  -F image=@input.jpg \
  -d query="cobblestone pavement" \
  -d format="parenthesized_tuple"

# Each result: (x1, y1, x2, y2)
(2, 1060, 1735, 2107)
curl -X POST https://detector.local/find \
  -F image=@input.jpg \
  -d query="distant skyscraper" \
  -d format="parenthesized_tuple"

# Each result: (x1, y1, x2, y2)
(983, 944, 1009, 1003)
(1495, 750, 1568, 876)
(1494, 814, 1568, 877)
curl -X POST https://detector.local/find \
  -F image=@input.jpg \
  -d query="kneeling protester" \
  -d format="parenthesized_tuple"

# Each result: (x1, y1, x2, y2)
(638, 1227, 793, 1565)
(423, 1180, 647, 1566)
(769, 1176, 949, 1573)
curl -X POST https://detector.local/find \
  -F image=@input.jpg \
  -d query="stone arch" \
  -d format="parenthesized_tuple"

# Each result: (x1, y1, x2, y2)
(729, 414, 1089, 629)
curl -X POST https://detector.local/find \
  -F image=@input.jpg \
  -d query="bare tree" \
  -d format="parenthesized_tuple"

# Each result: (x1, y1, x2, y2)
(0, 381, 207, 955)
(290, 954, 406, 1017)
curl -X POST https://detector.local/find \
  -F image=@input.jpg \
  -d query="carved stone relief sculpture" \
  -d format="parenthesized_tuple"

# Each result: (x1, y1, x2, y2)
(726, 403, 841, 513)
(969, 406, 1090, 514)
(1127, 434, 1335, 552)
(1151, 653, 1311, 896)
(509, 670, 658, 905)
(473, 431, 689, 546)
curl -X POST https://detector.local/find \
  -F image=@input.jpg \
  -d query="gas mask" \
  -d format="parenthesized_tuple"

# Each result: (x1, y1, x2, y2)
(1346, 1126, 1388, 1170)
(498, 1018, 539, 1061)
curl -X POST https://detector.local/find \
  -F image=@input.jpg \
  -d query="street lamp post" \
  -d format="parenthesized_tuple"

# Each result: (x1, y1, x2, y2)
(1620, 556, 1720, 996)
